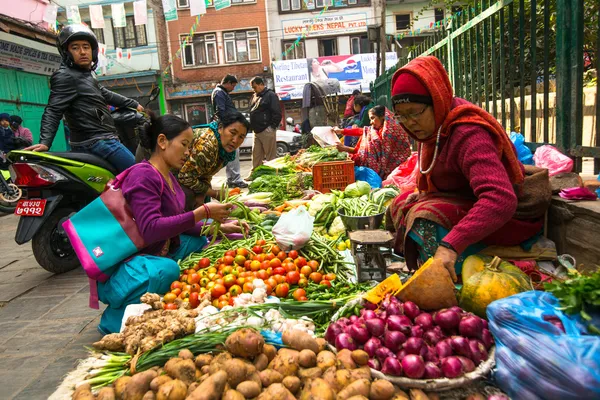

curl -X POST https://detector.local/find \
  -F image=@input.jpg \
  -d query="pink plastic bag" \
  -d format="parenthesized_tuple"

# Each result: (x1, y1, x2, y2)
(559, 187, 598, 201)
(382, 152, 419, 193)
(533, 145, 574, 176)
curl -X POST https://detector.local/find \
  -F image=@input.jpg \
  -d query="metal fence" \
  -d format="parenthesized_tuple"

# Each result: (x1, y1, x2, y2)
(371, 0, 599, 173)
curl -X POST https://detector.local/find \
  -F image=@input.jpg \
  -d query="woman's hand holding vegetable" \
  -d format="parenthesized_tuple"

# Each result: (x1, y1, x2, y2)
(433, 246, 458, 283)
(193, 202, 233, 223)
(220, 220, 250, 235)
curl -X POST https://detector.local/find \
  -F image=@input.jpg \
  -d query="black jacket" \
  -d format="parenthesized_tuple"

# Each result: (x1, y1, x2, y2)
(249, 88, 282, 133)
(211, 85, 237, 120)
(39, 64, 139, 148)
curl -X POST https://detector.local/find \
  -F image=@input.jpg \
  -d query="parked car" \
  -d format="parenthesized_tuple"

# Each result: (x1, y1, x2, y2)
(239, 130, 302, 159)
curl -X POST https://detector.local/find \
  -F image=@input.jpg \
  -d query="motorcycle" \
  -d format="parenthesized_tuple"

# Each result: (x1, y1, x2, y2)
(8, 88, 160, 274)
(112, 86, 160, 154)
(0, 167, 22, 214)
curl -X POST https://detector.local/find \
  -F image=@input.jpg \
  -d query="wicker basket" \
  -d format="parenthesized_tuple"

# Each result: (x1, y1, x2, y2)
(370, 347, 496, 391)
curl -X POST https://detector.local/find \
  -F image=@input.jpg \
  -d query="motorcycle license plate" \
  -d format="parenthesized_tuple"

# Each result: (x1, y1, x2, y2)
(15, 199, 46, 217)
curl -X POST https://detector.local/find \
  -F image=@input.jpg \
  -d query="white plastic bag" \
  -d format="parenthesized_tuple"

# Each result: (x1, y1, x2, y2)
(311, 126, 340, 147)
(272, 205, 314, 251)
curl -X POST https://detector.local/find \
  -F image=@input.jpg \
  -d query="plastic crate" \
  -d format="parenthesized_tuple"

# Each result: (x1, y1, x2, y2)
(313, 160, 355, 194)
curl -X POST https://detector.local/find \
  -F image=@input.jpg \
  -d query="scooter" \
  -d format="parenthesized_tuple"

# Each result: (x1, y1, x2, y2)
(0, 168, 21, 214)
(8, 88, 159, 274)
(8, 150, 116, 273)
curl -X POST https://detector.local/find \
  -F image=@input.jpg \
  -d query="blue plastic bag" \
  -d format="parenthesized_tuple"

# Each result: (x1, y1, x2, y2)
(354, 166, 382, 189)
(488, 291, 600, 400)
(510, 132, 534, 165)
(596, 175, 600, 199)
(260, 330, 285, 349)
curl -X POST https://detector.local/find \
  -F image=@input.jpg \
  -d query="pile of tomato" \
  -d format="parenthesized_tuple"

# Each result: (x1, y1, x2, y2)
(162, 240, 337, 309)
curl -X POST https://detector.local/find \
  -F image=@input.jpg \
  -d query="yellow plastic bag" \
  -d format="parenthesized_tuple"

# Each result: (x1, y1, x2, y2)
(363, 274, 403, 304)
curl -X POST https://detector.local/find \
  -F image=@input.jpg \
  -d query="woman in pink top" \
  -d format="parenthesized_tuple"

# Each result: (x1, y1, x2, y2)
(97, 113, 247, 334)
(9, 116, 33, 145)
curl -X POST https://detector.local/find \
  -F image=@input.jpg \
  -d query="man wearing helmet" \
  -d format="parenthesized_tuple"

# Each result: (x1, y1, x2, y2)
(26, 24, 143, 172)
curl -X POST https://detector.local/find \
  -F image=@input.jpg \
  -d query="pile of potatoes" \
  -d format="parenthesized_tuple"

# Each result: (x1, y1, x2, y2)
(73, 328, 440, 400)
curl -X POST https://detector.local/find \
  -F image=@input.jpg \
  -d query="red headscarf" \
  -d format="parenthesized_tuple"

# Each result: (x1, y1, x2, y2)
(390, 56, 524, 192)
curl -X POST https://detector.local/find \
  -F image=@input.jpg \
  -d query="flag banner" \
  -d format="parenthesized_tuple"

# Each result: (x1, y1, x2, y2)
(111, 3, 127, 28)
(89, 5, 105, 29)
(134, 0, 148, 25)
(116, 47, 123, 60)
(190, 0, 206, 16)
(43, 4, 58, 24)
(162, 0, 178, 21)
(214, 0, 231, 11)
(66, 5, 81, 24)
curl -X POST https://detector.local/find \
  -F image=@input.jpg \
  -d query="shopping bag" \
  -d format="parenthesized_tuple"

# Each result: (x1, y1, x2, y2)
(272, 205, 314, 251)
(533, 145, 574, 176)
(311, 126, 341, 147)
(354, 166, 382, 189)
(382, 152, 418, 193)
(488, 291, 600, 400)
(62, 165, 160, 307)
(510, 132, 534, 165)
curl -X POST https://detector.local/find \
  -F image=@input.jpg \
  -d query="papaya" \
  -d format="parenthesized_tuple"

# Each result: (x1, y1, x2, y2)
(459, 256, 532, 318)
(396, 258, 458, 310)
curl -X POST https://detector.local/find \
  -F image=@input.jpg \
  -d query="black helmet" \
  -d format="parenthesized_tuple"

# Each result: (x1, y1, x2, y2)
(57, 24, 99, 70)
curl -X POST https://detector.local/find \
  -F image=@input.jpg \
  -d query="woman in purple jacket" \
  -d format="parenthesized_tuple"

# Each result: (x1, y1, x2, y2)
(97, 114, 246, 334)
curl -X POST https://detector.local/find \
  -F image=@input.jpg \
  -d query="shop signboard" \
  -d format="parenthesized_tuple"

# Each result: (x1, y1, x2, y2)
(0, 39, 61, 76)
(272, 52, 398, 100)
(281, 13, 368, 39)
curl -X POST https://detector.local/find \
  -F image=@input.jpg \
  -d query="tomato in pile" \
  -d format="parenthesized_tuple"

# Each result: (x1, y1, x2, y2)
(162, 241, 334, 309)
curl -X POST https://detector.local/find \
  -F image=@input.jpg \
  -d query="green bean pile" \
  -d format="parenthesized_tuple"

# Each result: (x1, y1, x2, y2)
(300, 232, 356, 282)
(338, 196, 386, 217)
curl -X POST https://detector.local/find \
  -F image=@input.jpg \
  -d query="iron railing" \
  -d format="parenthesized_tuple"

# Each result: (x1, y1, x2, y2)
(371, 0, 599, 173)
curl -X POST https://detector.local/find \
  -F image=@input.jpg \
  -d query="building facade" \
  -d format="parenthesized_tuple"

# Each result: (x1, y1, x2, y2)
(55, 0, 165, 114)
(164, 0, 272, 125)
(385, 0, 461, 57)
(264, 0, 400, 122)
(0, 4, 69, 151)
(266, 0, 380, 61)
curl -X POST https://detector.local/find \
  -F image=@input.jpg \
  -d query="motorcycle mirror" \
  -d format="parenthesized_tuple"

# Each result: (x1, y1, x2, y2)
(146, 87, 160, 105)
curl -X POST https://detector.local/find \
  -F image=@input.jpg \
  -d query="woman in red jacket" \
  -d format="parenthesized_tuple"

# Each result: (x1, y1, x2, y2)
(389, 56, 545, 281)
(334, 105, 411, 179)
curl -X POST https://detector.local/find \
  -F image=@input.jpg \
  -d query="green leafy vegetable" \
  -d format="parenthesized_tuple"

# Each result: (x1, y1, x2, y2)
(544, 271, 600, 334)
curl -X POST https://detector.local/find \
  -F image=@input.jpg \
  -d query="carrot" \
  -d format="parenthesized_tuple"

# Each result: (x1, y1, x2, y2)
(274, 205, 286, 212)
(263, 210, 282, 216)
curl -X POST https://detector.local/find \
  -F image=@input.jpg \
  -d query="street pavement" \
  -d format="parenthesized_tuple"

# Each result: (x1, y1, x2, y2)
(0, 161, 252, 400)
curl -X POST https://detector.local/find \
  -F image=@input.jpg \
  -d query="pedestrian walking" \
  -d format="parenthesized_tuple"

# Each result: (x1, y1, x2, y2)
(211, 75, 248, 188)
(248, 77, 282, 178)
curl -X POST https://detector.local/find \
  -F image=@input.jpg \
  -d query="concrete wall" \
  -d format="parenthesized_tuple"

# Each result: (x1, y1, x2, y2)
(5, 0, 51, 29)
(483, 87, 598, 150)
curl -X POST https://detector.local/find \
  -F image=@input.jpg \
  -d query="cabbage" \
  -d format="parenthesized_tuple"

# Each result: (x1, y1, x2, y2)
(344, 181, 371, 197)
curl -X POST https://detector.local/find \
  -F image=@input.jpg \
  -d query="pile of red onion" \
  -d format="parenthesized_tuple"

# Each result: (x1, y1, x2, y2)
(325, 295, 494, 379)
